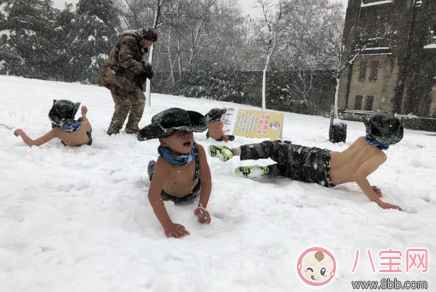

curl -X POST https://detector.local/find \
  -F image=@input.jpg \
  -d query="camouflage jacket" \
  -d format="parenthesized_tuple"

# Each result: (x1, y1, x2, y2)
(100, 30, 148, 90)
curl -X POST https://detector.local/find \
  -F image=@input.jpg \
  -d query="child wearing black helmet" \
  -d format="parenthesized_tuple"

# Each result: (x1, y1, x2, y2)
(138, 108, 212, 238)
(205, 108, 235, 142)
(14, 100, 92, 147)
(209, 111, 404, 211)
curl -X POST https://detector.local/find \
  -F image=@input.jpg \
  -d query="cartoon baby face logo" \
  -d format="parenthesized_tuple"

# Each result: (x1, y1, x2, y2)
(296, 246, 337, 287)
(269, 121, 281, 131)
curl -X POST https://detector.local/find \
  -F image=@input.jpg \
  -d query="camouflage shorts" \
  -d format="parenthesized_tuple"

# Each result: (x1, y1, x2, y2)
(240, 140, 335, 187)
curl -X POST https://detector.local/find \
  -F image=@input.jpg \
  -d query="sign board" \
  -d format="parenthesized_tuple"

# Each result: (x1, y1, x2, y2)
(222, 108, 284, 140)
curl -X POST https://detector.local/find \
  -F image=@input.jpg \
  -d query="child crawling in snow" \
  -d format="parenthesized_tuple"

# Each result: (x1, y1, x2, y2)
(138, 108, 212, 238)
(209, 111, 404, 211)
(14, 99, 92, 147)
(205, 108, 234, 142)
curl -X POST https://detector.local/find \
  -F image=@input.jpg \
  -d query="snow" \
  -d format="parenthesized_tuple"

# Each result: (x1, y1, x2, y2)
(360, 52, 392, 56)
(0, 75, 435, 292)
(0, 29, 11, 40)
(361, 0, 394, 8)
(0, 2, 10, 19)
(363, 47, 390, 50)
(424, 43, 436, 49)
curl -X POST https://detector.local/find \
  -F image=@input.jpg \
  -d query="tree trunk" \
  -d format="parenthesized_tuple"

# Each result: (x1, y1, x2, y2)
(177, 40, 182, 77)
(146, 0, 163, 107)
(262, 51, 272, 111)
(333, 77, 340, 119)
(167, 28, 175, 84)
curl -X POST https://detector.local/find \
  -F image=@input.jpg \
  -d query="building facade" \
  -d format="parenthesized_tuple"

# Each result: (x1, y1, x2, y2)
(338, 0, 436, 117)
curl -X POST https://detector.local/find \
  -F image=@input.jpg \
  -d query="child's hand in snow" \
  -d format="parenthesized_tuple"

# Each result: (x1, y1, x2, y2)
(378, 201, 403, 211)
(194, 207, 211, 224)
(14, 129, 24, 136)
(371, 186, 383, 198)
(164, 223, 190, 238)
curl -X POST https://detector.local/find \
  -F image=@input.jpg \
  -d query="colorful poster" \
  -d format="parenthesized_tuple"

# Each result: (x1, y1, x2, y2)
(222, 108, 284, 140)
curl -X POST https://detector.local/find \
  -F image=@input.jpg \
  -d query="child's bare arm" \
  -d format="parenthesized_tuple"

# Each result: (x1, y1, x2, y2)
(81, 106, 89, 122)
(14, 129, 57, 147)
(353, 155, 403, 211)
(195, 145, 212, 224)
(80, 106, 92, 131)
(148, 158, 190, 238)
(217, 121, 228, 142)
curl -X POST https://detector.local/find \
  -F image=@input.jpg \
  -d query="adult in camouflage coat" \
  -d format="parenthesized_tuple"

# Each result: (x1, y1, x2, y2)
(100, 28, 158, 135)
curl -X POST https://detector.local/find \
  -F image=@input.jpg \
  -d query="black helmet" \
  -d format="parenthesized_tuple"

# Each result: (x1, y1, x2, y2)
(48, 100, 80, 127)
(205, 108, 226, 122)
(365, 111, 403, 145)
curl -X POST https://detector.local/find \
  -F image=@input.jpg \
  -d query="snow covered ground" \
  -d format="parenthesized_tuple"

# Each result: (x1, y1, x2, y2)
(0, 75, 435, 292)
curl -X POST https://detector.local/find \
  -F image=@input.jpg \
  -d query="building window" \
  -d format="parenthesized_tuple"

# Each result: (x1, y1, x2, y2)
(428, 26, 436, 45)
(365, 96, 374, 111)
(433, 25, 436, 43)
(370, 60, 379, 80)
(355, 95, 363, 110)
(359, 61, 367, 80)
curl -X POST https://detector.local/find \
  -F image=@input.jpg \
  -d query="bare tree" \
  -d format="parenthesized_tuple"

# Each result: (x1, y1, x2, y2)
(272, 0, 345, 114)
(256, 0, 283, 110)
(318, 13, 382, 118)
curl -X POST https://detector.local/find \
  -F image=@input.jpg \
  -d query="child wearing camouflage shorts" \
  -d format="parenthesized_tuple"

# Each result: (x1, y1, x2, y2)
(211, 140, 335, 187)
(137, 108, 213, 238)
(209, 111, 405, 211)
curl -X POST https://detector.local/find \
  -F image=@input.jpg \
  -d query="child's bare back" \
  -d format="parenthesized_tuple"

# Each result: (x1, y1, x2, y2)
(205, 108, 234, 142)
(207, 120, 228, 141)
(330, 136, 386, 185)
(54, 117, 92, 146)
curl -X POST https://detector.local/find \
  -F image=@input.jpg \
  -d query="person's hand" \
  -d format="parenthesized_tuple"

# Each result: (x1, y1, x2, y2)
(371, 185, 383, 198)
(194, 207, 211, 224)
(81, 106, 88, 116)
(164, 223, 190, 238)
(141, 61, 154, 79)
(378, 201, 403, 211)
(14, 129, 24, 136)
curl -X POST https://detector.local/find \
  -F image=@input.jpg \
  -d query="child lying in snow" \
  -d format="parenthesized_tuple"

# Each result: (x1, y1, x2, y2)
(209, 111, 404, 211)
(138, 108, 212, 238)
(14, 100, 92, 147)
(205, 108, 234, 142)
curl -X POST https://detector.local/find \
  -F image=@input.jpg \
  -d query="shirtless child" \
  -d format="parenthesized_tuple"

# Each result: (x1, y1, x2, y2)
(205, 108, 234, 142)
(137, 108, 212, 238)
(209, 111, 404, 211)
(14, 99, 92, 147)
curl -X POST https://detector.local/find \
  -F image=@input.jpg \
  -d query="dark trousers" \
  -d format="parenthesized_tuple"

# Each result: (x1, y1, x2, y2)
(240, 140, 334, 187)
